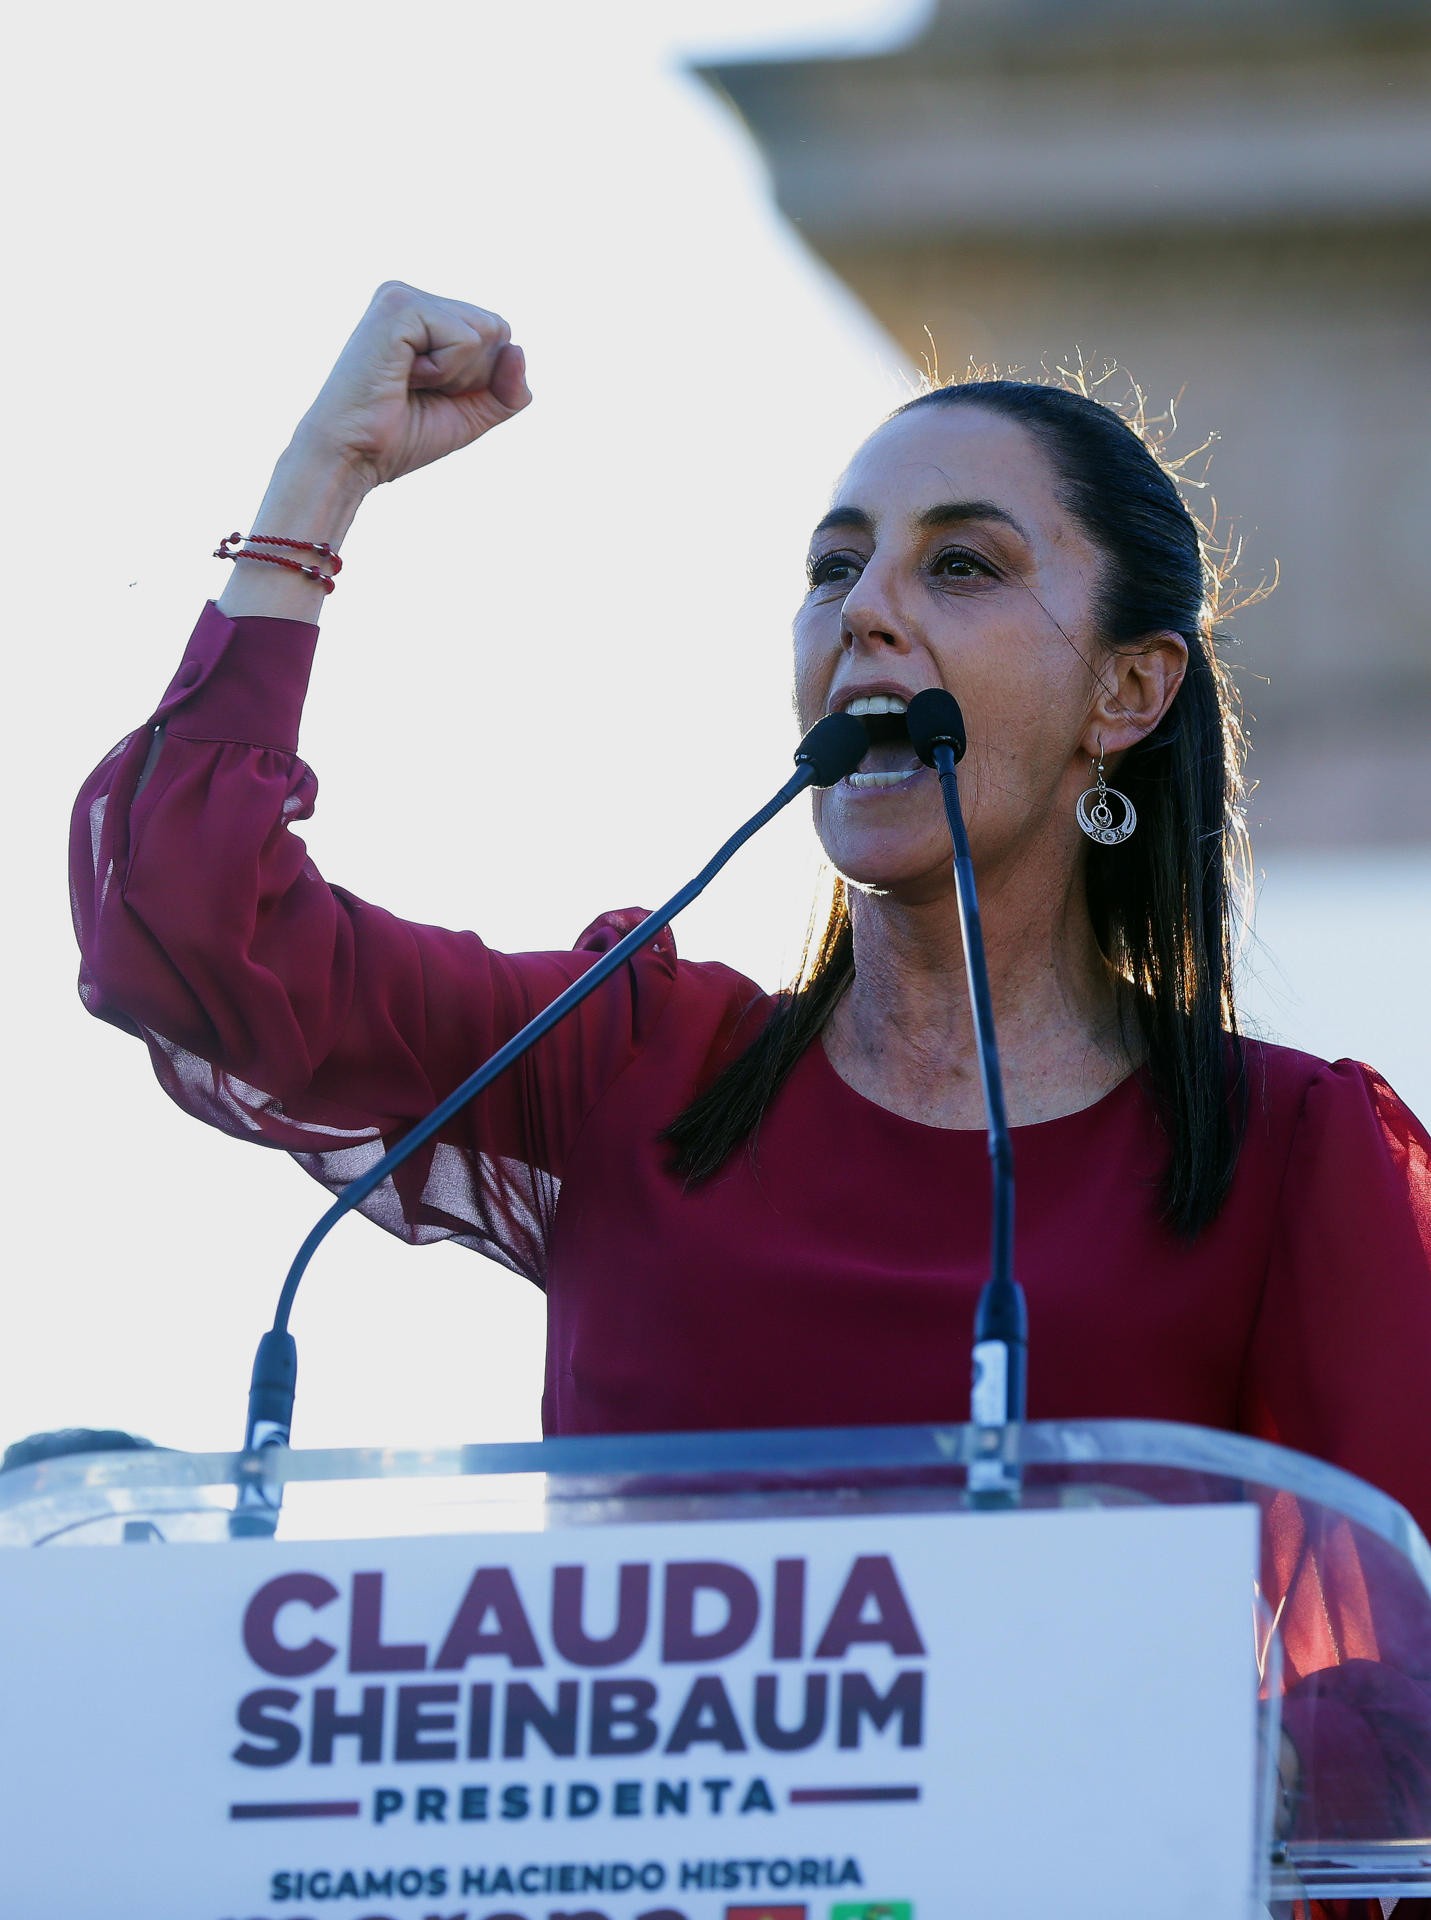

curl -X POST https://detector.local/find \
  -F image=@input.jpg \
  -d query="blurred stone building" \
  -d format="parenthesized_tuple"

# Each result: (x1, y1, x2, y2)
(701, 0, 1431, 847)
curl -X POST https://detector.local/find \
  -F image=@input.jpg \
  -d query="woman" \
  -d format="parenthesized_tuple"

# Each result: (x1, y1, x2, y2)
(70, 281, 1431, 1889)
(72, 281, 1430, 1480)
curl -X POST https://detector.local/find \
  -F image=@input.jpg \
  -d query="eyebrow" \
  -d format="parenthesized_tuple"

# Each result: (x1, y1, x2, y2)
(809, 498, 1032, 545)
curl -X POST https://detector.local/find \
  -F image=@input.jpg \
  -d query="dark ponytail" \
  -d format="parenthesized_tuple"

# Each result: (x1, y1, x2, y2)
(667, 377, 1249, 1237)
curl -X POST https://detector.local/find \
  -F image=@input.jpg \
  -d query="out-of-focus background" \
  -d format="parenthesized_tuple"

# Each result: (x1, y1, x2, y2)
(4, 0, 1427, 1457)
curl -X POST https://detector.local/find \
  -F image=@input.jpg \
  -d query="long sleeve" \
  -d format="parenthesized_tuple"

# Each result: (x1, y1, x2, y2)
(1240, 1059, 1431, 1542)
(70, 603, 680, 1283)
(1238, 1061, 1431, 1850)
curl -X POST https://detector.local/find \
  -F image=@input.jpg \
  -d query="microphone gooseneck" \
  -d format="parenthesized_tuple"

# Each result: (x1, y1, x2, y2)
(905, 689, 1028, 1505)
(231, 712, 870, 1535)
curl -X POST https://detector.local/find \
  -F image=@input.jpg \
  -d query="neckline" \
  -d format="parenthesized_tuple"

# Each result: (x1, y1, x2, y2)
(811, 1028, 1142, 1139)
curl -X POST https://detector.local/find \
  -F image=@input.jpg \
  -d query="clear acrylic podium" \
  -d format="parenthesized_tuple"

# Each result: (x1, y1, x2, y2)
(3, 1417, 1429, 1912)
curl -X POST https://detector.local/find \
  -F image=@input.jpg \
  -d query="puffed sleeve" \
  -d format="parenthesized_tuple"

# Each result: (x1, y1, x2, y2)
(1239, 1062, 1431, 1853)
(70, 604, 679, 1284)
(1240, 1059, 1431, 1541)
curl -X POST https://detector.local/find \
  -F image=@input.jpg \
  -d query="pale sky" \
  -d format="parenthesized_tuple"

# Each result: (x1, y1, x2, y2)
(5, 0, 1425, 1459)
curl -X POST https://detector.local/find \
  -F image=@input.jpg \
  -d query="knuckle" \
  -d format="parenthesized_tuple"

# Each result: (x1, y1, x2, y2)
(457, 300, 504, 336)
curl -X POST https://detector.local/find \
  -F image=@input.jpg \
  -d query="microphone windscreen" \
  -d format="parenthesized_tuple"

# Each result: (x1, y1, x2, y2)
(794, 711, 870, 787)
(906, 687, 968, 767)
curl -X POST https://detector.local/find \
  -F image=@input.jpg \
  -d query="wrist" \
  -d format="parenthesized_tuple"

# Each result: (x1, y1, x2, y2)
(267, 435, 375, 540)
(214, 448, 369, 622)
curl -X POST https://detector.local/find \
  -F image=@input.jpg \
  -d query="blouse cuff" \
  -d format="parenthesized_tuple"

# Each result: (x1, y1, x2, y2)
(151, 601, 320, 753)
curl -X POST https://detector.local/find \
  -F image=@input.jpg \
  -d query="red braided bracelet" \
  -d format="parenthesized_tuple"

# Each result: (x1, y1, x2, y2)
(217, 531, 344, 572)
(214, 531, 342, 593)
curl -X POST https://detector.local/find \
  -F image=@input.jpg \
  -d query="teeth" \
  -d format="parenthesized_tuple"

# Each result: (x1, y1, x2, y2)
(844, 693, 909, 718)
(848, 769, 916, 789)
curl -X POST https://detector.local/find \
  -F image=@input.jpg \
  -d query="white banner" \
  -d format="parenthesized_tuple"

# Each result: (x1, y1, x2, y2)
(0, 1503, 1258, 1919)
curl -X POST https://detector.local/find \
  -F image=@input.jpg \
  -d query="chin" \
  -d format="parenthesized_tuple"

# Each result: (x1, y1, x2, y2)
(821, 830, 954, 897)
(816, 788, 948, 884)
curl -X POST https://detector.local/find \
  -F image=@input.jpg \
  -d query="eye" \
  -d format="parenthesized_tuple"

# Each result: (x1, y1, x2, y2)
(928, 545, 996, 582)
(807, 549, 863, 590)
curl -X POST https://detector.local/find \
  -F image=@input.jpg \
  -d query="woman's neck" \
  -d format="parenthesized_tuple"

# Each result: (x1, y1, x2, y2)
(824, 858, 1134, 1130)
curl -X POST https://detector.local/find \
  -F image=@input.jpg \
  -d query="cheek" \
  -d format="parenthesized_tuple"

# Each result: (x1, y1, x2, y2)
(793, 665, 820, 728)
(953, 620, 1091, 731)
(790, 621, 831, 724)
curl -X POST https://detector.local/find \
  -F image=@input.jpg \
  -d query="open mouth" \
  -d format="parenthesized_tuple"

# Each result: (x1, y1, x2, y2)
(842, 693, 921, 790)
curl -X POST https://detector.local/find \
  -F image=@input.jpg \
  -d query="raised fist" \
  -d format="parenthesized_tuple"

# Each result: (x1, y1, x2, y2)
(291, 281, 532, 490)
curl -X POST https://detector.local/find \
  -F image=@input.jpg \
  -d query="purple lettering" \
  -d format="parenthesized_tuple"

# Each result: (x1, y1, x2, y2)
(551, 1563, 650, 1666)
(664, 1675, 747, 1754)
(349, 1571, 427, 1673)
(467, 1681, 493, 1758)
(311, 1684, 385, 1763)
(501, 1679, 579, 1758)
(837, 1668, 925, 1747)
(242, 1572, 338, 1678)
(590, 1679, 659, 1756)
(662, 1562, 758, 1663)
(772, 1558, 805, 1660)
(394, 1683, 459, 1761)
(433, 1568, 543, 1670)
(815, 1554, 926, 1659)
(753, 1671, 828, 1750)
(232, 1687, 301, 1766)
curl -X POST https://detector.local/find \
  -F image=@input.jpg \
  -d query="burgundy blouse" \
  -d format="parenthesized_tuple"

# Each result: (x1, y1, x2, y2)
(66, 603, 1429, 1490)
(71, 604, 1431, 1867)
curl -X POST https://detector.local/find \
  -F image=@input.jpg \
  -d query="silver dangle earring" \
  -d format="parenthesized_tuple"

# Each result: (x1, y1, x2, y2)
(1076, 742, 1137, 846)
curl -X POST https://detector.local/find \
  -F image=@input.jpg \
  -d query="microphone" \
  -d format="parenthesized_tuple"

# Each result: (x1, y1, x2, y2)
(231, 710, 870, 1535)
(906, 689, 1028, 1506)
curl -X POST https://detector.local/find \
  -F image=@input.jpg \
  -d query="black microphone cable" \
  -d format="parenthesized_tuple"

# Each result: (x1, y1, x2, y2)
(232, 710, 870, 1534)
(905, 688, 1028, 1506)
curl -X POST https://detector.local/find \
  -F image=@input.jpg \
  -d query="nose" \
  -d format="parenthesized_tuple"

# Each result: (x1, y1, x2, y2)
(840, 554, 915, 655)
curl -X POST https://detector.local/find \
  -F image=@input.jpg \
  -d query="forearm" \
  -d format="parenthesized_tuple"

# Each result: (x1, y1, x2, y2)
(73, 280, 535, 1103)
(213, 280, 528, 621)
(215, 438, 372, 621)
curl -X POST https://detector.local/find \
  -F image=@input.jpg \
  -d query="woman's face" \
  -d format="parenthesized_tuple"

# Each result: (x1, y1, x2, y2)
(794, 403, 1169, 901)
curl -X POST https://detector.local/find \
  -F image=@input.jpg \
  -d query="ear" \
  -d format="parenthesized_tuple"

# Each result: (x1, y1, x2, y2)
(1080, 631, 1188, 761)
